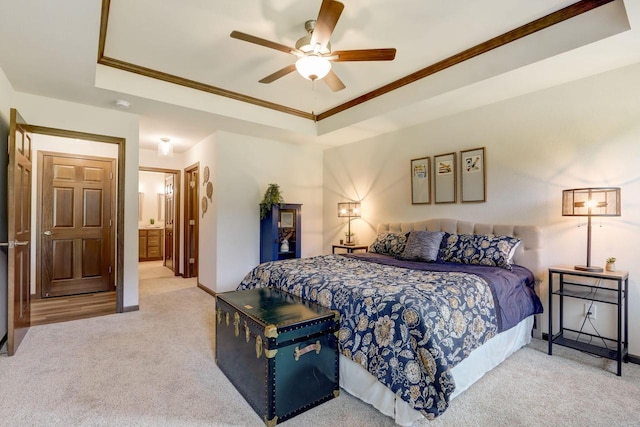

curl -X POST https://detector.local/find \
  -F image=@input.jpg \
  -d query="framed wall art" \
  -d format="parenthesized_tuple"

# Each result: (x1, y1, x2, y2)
(434, 152, 456, 203)
(410, 156, 431, 204)
(280, 210, 294, 228)
(460, 147, 486, 203)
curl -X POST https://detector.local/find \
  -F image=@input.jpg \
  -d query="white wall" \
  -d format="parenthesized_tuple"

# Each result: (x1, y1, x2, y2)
(323, 63, 640, 355)
(184, 131, 324, 293)
(29, 134, 119, 294)
(214, 131, 324, 292)
(139, 147, 184, 170)
(14, 92, 140, 309)
(138, 170, 166, 227)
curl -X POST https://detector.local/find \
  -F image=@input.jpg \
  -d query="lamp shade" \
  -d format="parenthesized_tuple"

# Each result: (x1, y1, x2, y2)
(562, 187, 621, 217)
(295, 55, 331, 81)
(562, 187, 621, 272)
(337, 202, 361, 218)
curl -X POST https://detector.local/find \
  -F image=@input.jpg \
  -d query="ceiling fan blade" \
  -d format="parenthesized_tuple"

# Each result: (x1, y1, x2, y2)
(259, 64, 297, 84)
(331, 48, 397, 62)
(310, 0, 344, 52)
(230, 31, 297, 55)
(323, 69, 345, 92)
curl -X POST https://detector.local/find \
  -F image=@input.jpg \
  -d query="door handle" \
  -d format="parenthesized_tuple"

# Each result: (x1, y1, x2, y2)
(0, 241, 27, 248)
(43, 230, 53, 236)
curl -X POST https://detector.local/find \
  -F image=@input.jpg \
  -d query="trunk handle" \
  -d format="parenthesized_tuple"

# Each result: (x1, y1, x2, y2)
(294, 340, 321, 361)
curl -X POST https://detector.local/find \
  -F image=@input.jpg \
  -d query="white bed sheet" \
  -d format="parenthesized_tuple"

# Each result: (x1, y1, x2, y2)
(339, 315, 534, 426)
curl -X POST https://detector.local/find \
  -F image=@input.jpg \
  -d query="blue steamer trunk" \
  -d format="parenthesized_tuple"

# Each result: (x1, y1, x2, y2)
(215, 287, 339, 426)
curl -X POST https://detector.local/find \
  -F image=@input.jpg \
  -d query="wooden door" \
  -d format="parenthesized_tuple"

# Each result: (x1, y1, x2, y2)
(39, 153, 115, 298)
(183, 165, 199, 279)
(6, 108, 32, 356)
(164, 173, 174, 272)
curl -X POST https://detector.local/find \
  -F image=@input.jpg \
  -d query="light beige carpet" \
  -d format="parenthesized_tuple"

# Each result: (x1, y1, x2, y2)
(1, 265, 639, 426)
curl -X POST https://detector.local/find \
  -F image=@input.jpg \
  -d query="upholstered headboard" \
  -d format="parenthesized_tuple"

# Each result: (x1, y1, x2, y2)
(377, 218, 543, 283)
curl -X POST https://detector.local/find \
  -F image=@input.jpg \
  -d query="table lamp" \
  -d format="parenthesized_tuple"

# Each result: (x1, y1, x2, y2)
(337, 202, 361, 246)
(562, 187, 621, 272)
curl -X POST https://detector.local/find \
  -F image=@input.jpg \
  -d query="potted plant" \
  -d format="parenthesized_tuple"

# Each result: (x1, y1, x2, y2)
(260, 183, 285, 220)
(606, 257, 616, 272)
(344, 231, 356, 245)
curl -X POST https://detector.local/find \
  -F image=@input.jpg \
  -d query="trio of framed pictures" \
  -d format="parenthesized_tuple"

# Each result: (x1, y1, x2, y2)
(411, 147, 486, 204)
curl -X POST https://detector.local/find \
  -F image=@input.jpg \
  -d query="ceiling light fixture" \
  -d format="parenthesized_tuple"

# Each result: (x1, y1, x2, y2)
(115, 99, 130, 109)
(158, 137, 174, 157)
(295, 55, 331, 81)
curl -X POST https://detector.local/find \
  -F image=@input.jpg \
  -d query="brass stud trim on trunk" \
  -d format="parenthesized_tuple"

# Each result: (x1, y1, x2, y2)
(265, 324, 278, 338)
(265, 349, 278, 359)
(264, 415, 278, 427)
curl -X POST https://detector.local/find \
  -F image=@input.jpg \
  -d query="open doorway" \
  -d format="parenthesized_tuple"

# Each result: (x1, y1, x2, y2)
(138, 168, 181, 277)
(24, 125, 126, 328)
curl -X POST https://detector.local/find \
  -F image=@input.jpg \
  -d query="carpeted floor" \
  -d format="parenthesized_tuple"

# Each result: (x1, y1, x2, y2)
(1, 262, 639, 426)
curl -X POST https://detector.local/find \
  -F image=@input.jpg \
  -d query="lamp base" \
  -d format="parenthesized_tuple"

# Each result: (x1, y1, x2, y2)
(574, 265, 604, 273)
(343, 242, 356, 246)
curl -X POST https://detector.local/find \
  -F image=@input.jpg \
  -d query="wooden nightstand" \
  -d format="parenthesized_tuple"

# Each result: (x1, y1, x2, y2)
(332, 244, 368, 254)
(548, 265, 629, 375)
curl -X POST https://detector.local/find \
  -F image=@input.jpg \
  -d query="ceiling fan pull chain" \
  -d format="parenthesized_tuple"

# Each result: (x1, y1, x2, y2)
(311, 79, 317, 116)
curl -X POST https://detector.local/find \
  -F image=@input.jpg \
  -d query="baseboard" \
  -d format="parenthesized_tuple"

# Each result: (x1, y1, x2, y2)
(197, 283, 216, 297)
(628, 354, 640, 365)
(122, 305, 139, 313)
(542, 333, 639, 365)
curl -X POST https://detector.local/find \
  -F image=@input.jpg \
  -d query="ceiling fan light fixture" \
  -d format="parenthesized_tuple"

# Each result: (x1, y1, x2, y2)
(295, 55, 331, 81)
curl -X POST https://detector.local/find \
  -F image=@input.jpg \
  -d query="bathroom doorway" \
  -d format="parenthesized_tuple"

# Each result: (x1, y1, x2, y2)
(138, 167, 181, 276)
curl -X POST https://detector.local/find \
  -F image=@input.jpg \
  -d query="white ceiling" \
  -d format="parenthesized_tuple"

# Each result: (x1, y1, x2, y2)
(1, 0, 640, 152)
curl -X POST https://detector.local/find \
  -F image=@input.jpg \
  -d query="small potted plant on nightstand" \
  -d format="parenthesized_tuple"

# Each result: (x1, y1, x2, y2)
(606, 257, 616, 272)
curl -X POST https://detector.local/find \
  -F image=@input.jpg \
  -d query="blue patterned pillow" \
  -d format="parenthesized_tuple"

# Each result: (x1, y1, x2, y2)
(369, 232, 408, 257)
(397, 231, 445, 262)
(439, 233, 521, 270)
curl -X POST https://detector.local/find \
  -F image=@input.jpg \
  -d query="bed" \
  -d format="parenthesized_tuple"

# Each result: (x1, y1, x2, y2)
(237, 218, 543, 425)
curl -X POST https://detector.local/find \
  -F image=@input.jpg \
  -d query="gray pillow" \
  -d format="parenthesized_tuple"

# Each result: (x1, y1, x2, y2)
(397, 231, 445, 262)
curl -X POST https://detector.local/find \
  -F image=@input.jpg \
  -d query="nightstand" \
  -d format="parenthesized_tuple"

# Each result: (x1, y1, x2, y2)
(548, 265, 629, 376)
(332, 244, 368, 254)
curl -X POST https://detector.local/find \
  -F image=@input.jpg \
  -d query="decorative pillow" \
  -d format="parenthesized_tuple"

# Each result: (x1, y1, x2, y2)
(397, 231, 445, 262)
(439, 233, 521, 270)
(368, 232, 408, 257)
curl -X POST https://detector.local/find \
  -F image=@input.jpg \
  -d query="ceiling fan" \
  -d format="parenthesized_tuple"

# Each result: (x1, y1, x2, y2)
(230, 0, 396, 92)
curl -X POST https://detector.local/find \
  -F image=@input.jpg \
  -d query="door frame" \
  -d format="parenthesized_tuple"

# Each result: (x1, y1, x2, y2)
(23, 124, 126, 312)
(139, 167, 181, 276)
(183, 163, 199, 279)
(36, 151, 117, 298)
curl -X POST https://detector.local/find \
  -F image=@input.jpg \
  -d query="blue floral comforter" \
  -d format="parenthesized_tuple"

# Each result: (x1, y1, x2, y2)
(237, 254, 540, 418)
